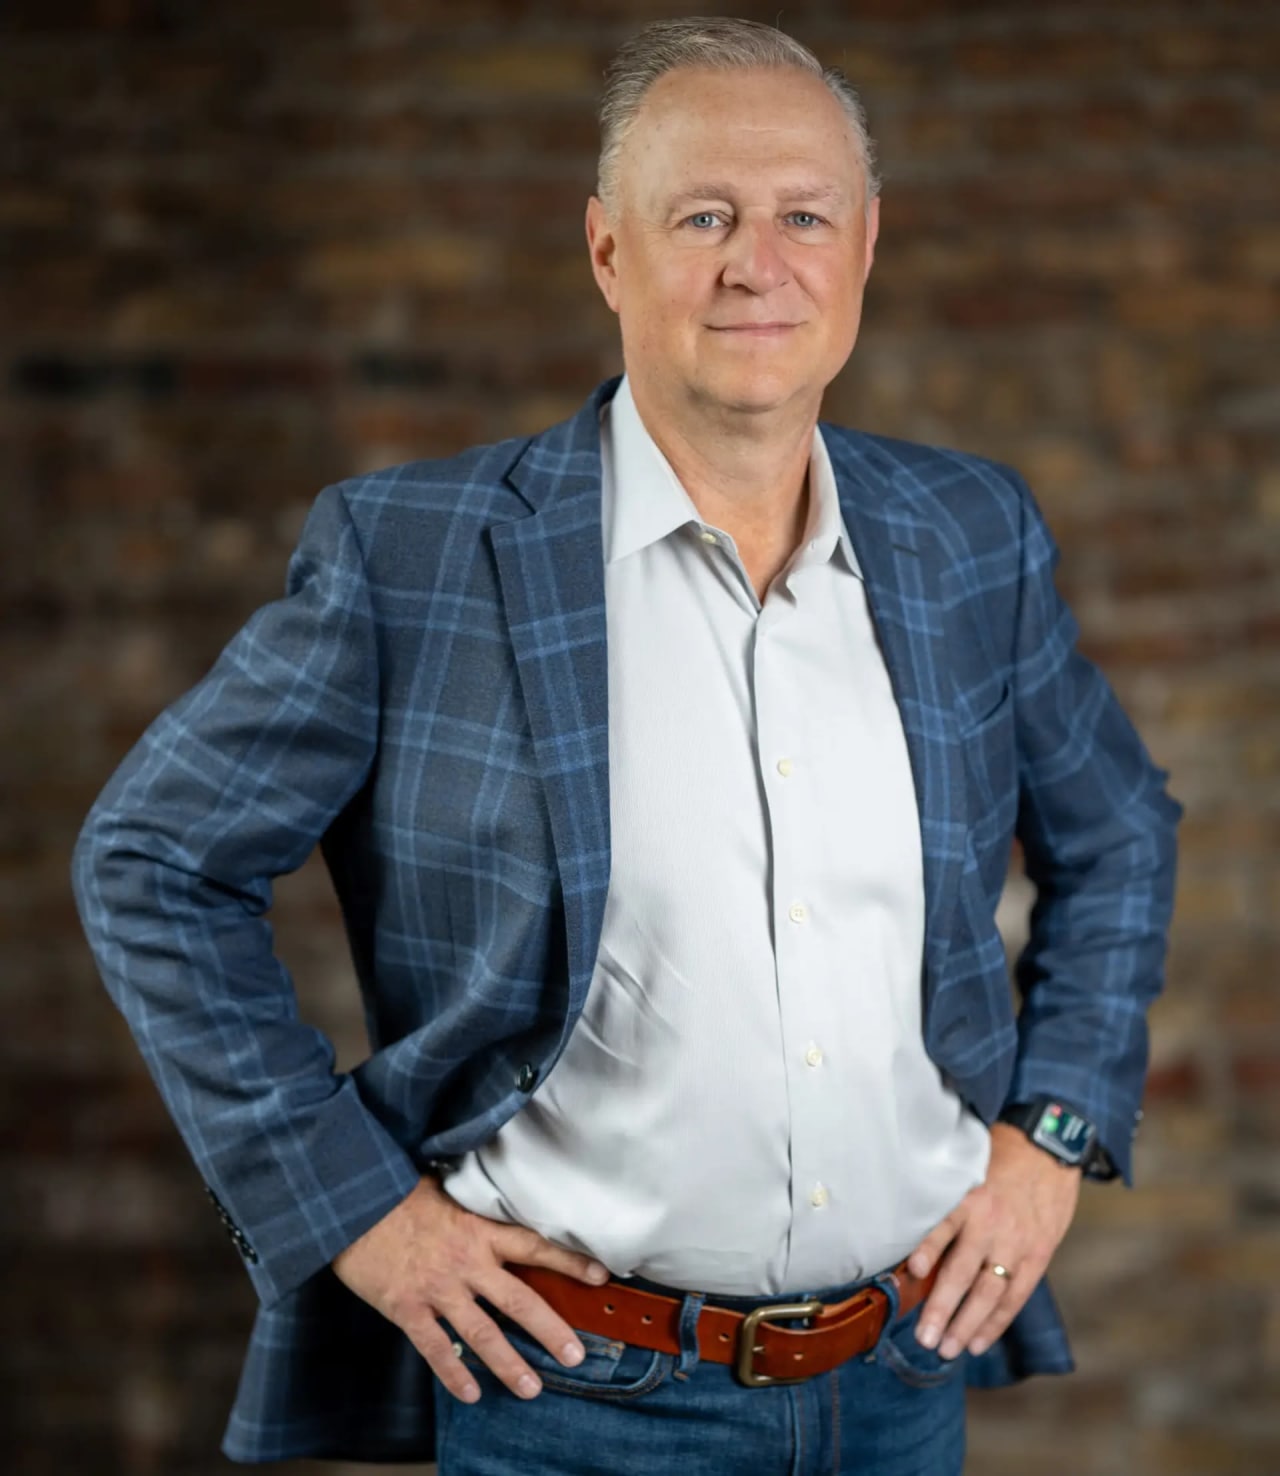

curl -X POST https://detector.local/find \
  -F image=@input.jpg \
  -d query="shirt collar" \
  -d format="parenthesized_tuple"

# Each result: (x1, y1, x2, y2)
(600, 374, 863, 580)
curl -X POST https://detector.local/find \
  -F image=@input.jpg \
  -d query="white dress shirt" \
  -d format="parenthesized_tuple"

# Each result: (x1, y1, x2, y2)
(441, 376, 990, 1295)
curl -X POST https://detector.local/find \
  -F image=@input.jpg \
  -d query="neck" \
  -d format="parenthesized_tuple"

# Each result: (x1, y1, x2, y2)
(626, 374, 819, 550)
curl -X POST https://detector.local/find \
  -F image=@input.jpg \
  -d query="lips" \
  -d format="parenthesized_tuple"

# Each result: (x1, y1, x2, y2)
(708, 322, 798, 334)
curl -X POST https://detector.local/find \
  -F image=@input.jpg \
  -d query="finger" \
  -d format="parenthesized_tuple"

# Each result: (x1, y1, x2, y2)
(403, 1312, 483, 1406)
(907, 1212, 962, 1279)
(915, 1231, 990, 1352)
(965, 1274, 1037, 1357)
(935, 1265, 1016, 1360)
(484, 1269, 590, 1368)
(496, 1223, 610, 1286)
(444, 1302, 547, 1402)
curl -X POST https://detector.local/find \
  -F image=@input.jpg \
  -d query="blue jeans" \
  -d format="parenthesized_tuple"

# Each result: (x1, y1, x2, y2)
(434, 1265, 966, 1475)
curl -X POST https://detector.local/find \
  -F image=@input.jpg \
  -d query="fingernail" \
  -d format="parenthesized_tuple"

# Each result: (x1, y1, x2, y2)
(969, 1338, 988, 1356)
(460, 1383, 480, 1403)
(917, 1323, 940, 1349)
(939, 1338, 960, 1360)
(587, 1262, 609, 1283)
(910, 1255, 928, 1276)
(518, 1374, 541, 1398)
(561, 1342, 585, 1366)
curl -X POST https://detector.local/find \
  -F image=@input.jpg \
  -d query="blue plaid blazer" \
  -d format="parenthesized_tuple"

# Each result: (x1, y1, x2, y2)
(73, 376, 1181, 1463)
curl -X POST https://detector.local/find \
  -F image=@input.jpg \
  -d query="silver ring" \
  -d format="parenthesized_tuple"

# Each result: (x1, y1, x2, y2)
(988, 1263, 1012, 1280)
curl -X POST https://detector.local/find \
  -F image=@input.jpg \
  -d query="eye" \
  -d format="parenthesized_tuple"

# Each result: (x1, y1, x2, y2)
(684, 211, 726, 230)
(788, 212, 825, 228)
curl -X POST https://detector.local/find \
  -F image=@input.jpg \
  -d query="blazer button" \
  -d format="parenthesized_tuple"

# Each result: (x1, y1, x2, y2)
(516, 1063, 538, 1093)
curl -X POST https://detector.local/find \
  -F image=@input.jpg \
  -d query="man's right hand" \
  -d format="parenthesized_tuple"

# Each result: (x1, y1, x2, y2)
(330, 1174, 611, 1404)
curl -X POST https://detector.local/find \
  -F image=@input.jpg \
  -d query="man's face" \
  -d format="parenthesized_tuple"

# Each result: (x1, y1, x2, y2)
(586, 64, 880, 419)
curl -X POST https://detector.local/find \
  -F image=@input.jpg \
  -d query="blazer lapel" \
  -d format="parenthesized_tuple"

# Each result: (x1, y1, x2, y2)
(490, 380, 620, 1020)
(824, 428, 968, 1021)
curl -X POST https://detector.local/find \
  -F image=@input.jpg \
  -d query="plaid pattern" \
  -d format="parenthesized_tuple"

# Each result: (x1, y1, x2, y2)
(72, 377, 1181, 1461)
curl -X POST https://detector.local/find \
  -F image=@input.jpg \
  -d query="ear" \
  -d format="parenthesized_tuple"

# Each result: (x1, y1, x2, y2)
(585, 196, 622, 315)
(863, 193, 881, 281)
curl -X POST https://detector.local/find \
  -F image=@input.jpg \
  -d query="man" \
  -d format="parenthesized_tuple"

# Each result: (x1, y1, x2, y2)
(72, 16, 1181, 1475)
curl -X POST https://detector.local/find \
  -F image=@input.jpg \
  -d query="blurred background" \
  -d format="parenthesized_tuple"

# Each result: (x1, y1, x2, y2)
(2, 1, 1277, 1472)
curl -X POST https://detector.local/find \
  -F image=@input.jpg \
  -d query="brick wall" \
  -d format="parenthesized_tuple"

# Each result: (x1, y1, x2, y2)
(3, 2, 1277, 1472)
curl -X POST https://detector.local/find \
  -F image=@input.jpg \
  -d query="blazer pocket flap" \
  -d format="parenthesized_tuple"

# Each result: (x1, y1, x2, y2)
(957, 681, 1011, 740)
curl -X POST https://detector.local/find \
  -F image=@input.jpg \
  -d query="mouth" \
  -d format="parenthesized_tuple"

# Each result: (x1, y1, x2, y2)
(707, 322, 799, 338)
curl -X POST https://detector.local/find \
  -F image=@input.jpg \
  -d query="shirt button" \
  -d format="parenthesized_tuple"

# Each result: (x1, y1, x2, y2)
(805, 1044, 823, 1067)
(788, 902, 807, 924)
(516, 1062, 539, 1092)
(700, 531, 719, 545)
(776, 758, 793, 777)
(810, 1184, 828, 1208)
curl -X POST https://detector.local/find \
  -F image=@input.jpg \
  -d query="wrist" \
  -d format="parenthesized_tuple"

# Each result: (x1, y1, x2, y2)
(995, 1122, 1083, 1173)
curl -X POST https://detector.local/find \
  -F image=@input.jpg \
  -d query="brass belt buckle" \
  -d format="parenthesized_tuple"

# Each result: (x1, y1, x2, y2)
(735, 1299, 824, 1387)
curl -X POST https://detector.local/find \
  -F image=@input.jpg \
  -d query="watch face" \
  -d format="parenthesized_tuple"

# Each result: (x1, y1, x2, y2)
(1031, 1102, 1096, 1164)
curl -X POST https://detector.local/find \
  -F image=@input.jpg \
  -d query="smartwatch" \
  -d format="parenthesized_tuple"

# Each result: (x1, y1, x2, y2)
(997, 1098, 1111, 1176)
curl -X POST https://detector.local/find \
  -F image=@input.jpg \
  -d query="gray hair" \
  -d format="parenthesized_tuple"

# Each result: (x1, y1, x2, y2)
(596, 16, 881, 217)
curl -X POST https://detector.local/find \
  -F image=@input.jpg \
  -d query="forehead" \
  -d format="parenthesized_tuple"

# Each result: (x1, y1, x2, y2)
(621, 64, 863, 198)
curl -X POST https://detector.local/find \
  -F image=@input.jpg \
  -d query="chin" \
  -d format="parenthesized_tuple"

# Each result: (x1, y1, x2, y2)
(697, 371, 804, 416)
(697, 339, 834, 412)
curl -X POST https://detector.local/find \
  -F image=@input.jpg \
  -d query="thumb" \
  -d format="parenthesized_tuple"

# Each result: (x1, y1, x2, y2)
(498, 1221, 611, 1285)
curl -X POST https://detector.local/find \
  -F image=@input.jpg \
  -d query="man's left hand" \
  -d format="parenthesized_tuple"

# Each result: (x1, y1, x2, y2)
(905, 1122, 1083, 1360)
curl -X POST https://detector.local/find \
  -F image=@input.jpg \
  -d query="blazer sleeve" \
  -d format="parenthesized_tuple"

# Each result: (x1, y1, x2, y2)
(71, 484, 422, 1309)
(1001, 467, 1183, 1185)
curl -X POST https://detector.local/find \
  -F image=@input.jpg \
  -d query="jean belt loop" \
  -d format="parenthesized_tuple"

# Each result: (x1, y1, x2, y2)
(871, 1265, 904, 1340)
(672, 1290, 707, 1379)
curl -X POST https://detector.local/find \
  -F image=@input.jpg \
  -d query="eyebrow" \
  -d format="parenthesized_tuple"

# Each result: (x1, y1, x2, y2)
(664, 183, 847, 209)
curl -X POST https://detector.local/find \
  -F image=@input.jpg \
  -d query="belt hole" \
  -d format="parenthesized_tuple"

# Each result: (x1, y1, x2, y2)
(718, 1332, 730, 1342)
(604, 1303, 615, 1314)
(641, 1314, 653, 1324)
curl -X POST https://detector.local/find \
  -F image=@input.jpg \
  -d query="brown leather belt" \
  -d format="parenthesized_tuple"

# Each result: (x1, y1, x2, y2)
(510, 1256, 938, 1387)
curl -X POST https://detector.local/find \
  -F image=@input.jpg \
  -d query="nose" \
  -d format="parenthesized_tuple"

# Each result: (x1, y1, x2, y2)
(720, 214, 791, 294)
